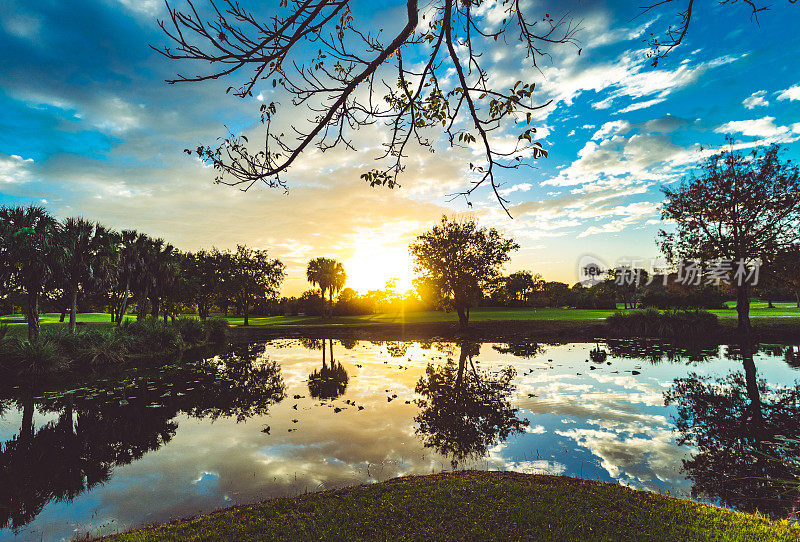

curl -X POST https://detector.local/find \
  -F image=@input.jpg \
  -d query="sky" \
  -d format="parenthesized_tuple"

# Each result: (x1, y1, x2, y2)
(1, 0, 798, 296)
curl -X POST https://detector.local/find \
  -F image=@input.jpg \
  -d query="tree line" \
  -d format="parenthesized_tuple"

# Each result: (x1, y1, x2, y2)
(0, 206, 285, 340)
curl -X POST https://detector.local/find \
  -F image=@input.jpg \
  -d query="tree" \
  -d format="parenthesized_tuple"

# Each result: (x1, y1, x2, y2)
(147, 242, 179, 319)
(0, 206, 60, 342)
(58, 218, 117, 333)
(153, 1, 794, 212)
(184, 249, 221, 319)
(764, 244, 800, 308)
(410, 216, 518, 329)
(306, 257, 347, 315)
(232, 245, 285, 326)
(504, 270, 542, 306)
(660, 144, 800, 332)
(109, 229, 141, 325)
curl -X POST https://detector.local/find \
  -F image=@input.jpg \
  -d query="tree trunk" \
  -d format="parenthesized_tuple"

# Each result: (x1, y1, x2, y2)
(26, 291, 40, 342)
(136, 288, 148, 322)
(69, 289, 78, 333)
(456, 306, 469, 331)
(118, 278, 131, 325)
(736, 285, 751, 334)
(243, 303, 249, 326)
(795, 291, 799, 309)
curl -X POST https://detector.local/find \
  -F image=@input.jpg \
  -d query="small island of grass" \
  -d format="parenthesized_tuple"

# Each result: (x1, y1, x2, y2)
(104, 471, 800, 542)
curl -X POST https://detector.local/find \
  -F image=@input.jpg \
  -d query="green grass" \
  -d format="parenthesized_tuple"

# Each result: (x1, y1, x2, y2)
(104, 471, 800, 541)
(3, 302, 799, 333)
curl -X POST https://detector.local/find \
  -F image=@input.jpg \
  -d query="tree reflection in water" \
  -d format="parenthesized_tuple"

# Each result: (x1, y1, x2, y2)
(307, 338, 349, 400)
(0, 343, 285, 532)
(414, 342, 528, 469)
(665, 344, 800, 518)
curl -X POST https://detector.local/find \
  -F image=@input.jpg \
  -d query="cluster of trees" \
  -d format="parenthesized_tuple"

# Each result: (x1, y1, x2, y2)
(0, 206, 285, 340)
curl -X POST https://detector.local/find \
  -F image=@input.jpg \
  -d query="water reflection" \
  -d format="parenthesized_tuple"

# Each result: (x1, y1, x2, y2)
(307, 339, 349, 400)
(414, 342, 528, 468)
(1, 340, 800, 540)
(0, 344, 284, 532)
(665, 344, 800, 517)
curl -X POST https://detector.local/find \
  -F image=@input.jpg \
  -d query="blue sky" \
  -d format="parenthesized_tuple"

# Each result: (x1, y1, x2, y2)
(1, 0, 798, 295)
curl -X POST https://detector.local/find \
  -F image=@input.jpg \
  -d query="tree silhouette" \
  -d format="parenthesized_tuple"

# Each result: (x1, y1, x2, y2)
(231, 245, 286, 326)
(307, 338, 349, 400)
(411, 216, 518, 330)
(58, 219, 119, 332)
(306, 257, 347, 316)
(665, 345, 800, 517)
(660, 144, 800, 332)
(0, 206, 60, 342)
(153, 0, 795, 210)
(414, 342, 528, 468)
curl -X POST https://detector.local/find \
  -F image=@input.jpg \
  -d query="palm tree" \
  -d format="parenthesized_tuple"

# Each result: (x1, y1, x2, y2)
(148, 243, 178, 320)
(306, 257, 347, 316)
(0, 206, 60, 341)
(59, 218, 116, 333)
(131, 235, 163, 321)
(113, 230, 139, 324)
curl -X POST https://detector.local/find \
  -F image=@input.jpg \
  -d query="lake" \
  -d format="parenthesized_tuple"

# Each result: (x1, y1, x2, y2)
(2, 339, 800, 540)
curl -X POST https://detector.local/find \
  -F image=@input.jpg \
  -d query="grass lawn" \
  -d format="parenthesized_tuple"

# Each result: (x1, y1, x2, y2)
(2, 303, 800, 333)
(104, 471, 800, 541)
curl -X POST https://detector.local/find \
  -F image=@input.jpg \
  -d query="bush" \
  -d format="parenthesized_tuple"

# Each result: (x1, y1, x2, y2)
(203, 317, 229, 343)
(175, 317, 206, 345)
(120, 317, 182, 353)
(4, 339, 64, 377)
(42, 327, 126, 371)
(606, 309, 719, 340)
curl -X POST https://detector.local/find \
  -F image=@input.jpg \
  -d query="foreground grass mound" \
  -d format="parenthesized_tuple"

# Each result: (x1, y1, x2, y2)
(106, 472, 799, 541)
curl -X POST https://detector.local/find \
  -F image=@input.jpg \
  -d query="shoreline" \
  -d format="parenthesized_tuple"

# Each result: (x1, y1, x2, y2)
(230, 318, 800, 344)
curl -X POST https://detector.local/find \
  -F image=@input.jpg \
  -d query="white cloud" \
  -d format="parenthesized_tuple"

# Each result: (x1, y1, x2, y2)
(0, 154, 34, 184)
(499, 183, 533, 196)
(616, 98, 667, 114)
(715, 116, 798, 140)
(777, 85, 800, 102)
(742, 90, 768, 109)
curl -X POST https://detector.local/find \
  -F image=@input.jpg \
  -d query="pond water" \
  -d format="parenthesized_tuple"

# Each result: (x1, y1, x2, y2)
(2, 339, 800, 541)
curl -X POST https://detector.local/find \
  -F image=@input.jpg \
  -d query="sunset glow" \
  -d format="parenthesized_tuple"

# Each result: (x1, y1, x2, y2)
(344, 243, 414, 294)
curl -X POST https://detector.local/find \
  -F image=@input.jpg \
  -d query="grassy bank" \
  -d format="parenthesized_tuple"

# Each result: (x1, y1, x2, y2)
(103, 471, 799, 541)
(4, 303, 800, 330)
(0, 317, 229, 379)
(3, 304, 799, 344)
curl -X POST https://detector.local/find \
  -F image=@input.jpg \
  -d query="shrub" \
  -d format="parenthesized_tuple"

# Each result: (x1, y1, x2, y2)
(203, 317, 229, 343)
(606, 309, 719, 340)
(120, 317, 182, 353)
(6, 339, 64, 377)
(175, 317, 206, 345)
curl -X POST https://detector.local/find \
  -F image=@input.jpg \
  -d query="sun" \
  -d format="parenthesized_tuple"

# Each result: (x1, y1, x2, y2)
(343, 243, 414, 294)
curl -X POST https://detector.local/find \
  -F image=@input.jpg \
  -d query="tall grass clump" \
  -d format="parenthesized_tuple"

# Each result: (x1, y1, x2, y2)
(203, 317, 229, 343)
(1, 338, 64, 377)
(607, 309, 719, 340)
(120, 317, 182, 353)
(174, 317, 206, 345)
